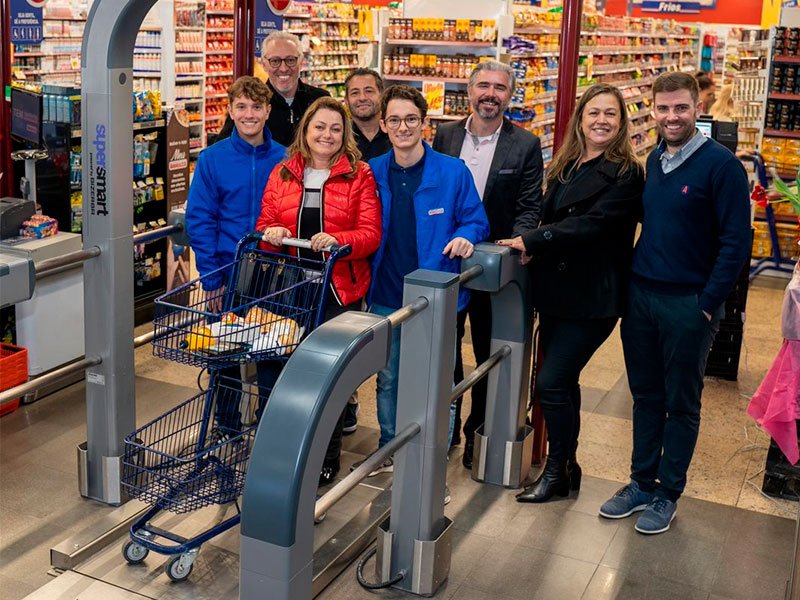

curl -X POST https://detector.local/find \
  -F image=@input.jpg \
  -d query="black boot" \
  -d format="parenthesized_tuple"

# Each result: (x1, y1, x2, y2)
(567, 456, 582, 492)
(462, 435, 474, 470)
(515, 457, 569, 503)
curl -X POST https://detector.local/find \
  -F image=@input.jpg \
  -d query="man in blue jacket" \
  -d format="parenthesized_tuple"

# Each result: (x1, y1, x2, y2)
(186, 76, 286, 430)
(355, 84, 489, 481)
(599, 72, 751, 534)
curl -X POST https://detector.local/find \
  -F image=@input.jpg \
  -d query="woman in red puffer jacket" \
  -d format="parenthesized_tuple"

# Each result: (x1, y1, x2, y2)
(255, 96, 381, 488)
(257, 96, 381, 306)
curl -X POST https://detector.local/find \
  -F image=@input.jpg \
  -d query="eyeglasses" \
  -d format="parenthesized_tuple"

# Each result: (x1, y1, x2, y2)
(265, 56, 299, 68)
(384, 115, 422, 129)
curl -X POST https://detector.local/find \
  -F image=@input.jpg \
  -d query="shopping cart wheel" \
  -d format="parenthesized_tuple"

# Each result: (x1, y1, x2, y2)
(166, 553, 194, 582)
(122, 540, 149, 565)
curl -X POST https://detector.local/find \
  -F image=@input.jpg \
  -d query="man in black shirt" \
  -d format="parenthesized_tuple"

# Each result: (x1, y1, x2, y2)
(213, 31, 328, 146)
(344, 68, 391, 161)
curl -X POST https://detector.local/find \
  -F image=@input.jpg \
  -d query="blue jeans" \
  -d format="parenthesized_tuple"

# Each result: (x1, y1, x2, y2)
(371, 303, 457, 449)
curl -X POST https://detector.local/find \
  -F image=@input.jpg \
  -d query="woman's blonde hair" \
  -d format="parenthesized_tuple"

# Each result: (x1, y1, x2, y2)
(708, 85, 735, 121)
(282, 97, 361, 179)
(547, 83, 638, 186)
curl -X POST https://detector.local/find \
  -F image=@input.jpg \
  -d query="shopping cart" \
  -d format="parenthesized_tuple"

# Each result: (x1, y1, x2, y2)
(121, 233, 351, 581)
(748, 152, 796, 280)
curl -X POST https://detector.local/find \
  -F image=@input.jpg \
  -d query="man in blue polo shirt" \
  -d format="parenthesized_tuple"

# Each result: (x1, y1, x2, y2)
(355, 85, 489, 484)
(599, 72, 751, 534)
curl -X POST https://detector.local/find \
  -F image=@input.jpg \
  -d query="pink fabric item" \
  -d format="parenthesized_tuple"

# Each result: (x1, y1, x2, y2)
(747, 340, 800, 465)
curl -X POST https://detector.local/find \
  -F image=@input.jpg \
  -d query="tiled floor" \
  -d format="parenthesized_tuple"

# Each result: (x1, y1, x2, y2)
(1, 276, 797, 600)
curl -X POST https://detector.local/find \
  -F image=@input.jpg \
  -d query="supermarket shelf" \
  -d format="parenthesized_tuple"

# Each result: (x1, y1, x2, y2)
(386, 39, 495, 47)
(310, 65, 356, 72)
(208, 28, 234, 33)
(25, 68, 80, 75)
(189, 121, 204, 127)
(384, 74, 470, 84)
(768, 93, 800, 101)
(71, 119, 166, 138)
(206, 71, 234, 77)
(134, 47, 162, 52)
(307, 79, 347, 86)
(287, 29, 312, 35)
(311, 17, 358, 23)
(206, 10, 234, 16)
(43, 35, 84, 40)
(176, 98, 204, 103)
(315, 50, 359, 56)
(43, 16, 85, 21)
(189, 147, 204, 155)
(207, 49, 233, 55)
(176, 26, 205, 31)
(515, 27, 699, 39)
(763, 129, 800, 139)
(628, 107, 652, 120)
(133, 71, 162, 77)
(176, 74, 204, 80)
(319, 37, 360, 42)
(205, 114, 227, 122)
(205, 92, 228, 98)
(430, 114, 466, 120)
(176, 52, 205, 57)
(773, 55, 800, 64)
(634, 139, 657, 155)
(285, 13, 311, 19)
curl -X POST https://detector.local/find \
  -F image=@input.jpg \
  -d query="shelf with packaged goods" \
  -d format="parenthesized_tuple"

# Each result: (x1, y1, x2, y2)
(208, 28, 234, 33)
(515, 26, 698, 38)
(763, 129, 800, 139)
(430, 114, 467, 121)
(310, 65, 357, 72)
(175, 74, 204, 80)
(207, 10, 234, 16)
(314, 50, 359, 56)
(773, 55, 800, 64)
(386, 39, 496, 47)
(769, 92, 800, 101)
(286, 13, 311, 19)
(311, 18, 359, 23)
(205, 92, 228, 99)
(287, 29, 312, 35)
(207, 49, 233, 55)
(318, 37, 360, 42)
(307, 79, 347, 86)
(384, 74, 471, 84)
(176, 51, 205, 57)
(206, 71, 234, 77)
(70, 119, 166, 139)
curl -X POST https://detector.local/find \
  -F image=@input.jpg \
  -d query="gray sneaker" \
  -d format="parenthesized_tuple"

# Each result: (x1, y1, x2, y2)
(350, 457, 394, 477)
(599, 480, 654, 519)
(635, 497, 677, 535)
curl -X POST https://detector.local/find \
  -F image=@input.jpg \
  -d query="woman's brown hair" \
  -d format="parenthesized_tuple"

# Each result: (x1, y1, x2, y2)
(281, 96, 361, 180)
(547, 83, 638, 186)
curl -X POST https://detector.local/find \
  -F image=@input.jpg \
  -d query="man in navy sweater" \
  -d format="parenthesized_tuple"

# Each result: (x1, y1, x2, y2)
(599, 72, 751, 534)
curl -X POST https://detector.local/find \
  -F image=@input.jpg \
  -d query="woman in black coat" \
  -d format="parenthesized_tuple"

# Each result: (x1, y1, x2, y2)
(497, 83, 644, 502)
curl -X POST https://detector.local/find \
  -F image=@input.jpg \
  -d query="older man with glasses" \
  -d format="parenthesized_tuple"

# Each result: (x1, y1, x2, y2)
(214, 31, 329, 146)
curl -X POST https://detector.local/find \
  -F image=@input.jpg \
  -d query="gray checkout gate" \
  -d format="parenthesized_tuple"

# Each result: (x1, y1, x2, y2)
(239, 244, 534, 599)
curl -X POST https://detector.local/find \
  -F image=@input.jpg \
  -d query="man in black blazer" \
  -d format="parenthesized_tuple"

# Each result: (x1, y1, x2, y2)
(433, 60, 543, 469)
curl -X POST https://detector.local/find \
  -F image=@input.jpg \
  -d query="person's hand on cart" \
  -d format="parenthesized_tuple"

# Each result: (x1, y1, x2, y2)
(204, 286, 225, 314)
(263, 226, 291, 247)
(310, 232, 338, 252)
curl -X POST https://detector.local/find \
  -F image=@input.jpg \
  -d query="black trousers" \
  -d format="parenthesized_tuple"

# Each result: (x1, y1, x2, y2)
(536, 313, 617, 463)
(622, 281, 722, 502)
(454, 290, 493, 441)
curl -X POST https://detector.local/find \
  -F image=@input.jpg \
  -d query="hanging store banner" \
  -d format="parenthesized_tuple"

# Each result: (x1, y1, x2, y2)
(10, 0, 44, 45)
(255, 0, 289, 57)
(622, 0, 762, 24)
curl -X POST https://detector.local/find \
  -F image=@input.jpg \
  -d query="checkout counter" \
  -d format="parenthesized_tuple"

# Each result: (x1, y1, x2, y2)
(1, 197, 84, 395)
